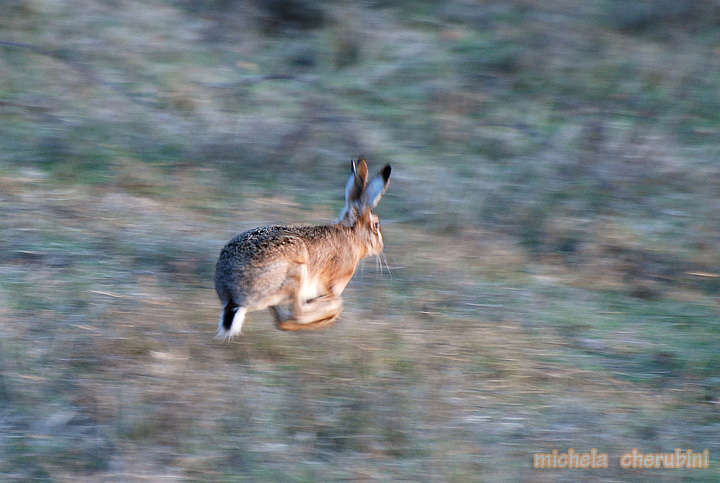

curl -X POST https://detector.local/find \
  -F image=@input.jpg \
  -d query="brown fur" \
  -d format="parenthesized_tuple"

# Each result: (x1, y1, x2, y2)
(214, 158, 391, 338)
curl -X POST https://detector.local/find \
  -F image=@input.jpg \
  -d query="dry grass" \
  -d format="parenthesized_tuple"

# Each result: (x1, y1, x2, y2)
(2, 0, 720, 481)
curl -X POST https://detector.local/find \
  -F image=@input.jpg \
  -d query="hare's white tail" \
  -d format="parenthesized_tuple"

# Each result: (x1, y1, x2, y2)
(217, 305, 247, 340)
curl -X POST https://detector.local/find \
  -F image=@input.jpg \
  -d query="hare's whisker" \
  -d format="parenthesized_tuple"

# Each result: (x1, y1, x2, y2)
(380, 252, 392, 279)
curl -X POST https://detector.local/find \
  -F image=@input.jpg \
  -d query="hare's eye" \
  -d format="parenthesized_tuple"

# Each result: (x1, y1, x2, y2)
(374, 221, 380, 231)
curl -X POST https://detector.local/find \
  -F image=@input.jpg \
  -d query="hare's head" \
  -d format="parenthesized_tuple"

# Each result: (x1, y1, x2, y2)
(339, 157, 391, 257)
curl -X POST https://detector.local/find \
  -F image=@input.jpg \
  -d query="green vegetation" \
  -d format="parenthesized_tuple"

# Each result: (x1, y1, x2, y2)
(1, 0, 719, 480)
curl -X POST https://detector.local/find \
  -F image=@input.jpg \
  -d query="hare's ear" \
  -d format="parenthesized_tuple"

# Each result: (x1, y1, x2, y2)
(344, 159, 365, 204)
(340, 158, 369, 225)
(361, 164, 391, 211)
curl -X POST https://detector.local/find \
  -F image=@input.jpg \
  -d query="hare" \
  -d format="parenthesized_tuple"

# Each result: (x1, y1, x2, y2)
(215, 158, 391, 339)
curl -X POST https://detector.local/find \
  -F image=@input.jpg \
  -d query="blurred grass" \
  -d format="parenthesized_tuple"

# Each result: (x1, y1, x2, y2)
(1, 0, 720, 481)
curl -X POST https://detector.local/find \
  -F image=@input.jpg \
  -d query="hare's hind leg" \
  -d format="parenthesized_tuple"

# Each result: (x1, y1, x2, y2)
(271, 295, 343, 331)
(269, 259, 343, 331)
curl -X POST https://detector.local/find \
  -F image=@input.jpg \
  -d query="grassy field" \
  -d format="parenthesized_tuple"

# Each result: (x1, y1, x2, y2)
(2, 0, 720, 481)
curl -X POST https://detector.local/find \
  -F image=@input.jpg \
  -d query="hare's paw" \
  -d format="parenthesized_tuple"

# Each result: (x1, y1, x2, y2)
(273, 295, 343, 331)
(276, 313, 340, 331)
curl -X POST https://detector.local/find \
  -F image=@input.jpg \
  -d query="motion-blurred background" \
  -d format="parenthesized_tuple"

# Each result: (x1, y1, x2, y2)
(1, 0, 719, 480)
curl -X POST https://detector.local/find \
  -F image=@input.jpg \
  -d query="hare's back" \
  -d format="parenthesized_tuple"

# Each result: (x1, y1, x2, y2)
(218, 226, 309, 268)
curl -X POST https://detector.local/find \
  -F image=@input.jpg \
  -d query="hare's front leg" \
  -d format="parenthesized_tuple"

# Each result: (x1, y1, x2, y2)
(271, 295, 343, 331)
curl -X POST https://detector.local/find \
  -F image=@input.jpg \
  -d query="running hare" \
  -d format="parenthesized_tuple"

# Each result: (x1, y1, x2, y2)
(215, 158, 391, 338)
